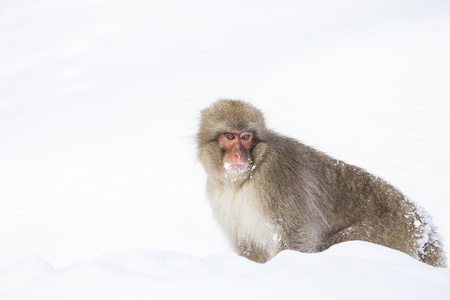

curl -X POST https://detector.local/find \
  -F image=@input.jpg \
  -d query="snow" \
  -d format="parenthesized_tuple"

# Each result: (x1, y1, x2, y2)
(1, 243, 450, 300)
(1, 0, 450, 299)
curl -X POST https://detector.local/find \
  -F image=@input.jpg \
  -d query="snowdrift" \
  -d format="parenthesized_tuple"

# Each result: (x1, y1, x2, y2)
(1, 242, 449, 300)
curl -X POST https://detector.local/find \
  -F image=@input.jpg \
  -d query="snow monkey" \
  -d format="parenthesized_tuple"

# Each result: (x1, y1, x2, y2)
(197, 99, 446, 267)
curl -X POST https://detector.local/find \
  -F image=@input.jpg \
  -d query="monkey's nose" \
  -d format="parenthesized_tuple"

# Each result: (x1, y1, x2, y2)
(234, 144, 244, 157)
(234, 150, 243, 158)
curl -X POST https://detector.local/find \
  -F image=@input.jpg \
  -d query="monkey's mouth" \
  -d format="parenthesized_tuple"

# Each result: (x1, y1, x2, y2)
(223, 162, 250, 173)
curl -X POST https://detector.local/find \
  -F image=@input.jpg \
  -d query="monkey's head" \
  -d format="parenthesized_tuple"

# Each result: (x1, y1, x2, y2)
(197, 99, 269, 183)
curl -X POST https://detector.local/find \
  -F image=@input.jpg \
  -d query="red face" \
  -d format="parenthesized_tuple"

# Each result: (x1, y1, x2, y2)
(219, 131, 254, 172)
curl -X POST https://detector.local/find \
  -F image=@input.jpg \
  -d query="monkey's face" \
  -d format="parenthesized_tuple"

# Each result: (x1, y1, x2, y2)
(219, 131, 254, 179)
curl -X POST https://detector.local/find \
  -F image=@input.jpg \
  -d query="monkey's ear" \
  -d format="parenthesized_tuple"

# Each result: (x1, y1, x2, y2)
(197, 119, 226, 145)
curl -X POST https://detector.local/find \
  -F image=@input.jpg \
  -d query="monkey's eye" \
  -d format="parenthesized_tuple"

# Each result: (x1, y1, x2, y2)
(241, 135, 250, 140)
(225, 133, 235, 140)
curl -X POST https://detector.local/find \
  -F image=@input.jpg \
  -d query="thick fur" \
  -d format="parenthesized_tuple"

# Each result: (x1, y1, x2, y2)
(197, 99, 446, 267)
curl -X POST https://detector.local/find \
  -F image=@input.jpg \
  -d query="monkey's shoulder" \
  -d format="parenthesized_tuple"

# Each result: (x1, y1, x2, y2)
(260, 133, 329, 174)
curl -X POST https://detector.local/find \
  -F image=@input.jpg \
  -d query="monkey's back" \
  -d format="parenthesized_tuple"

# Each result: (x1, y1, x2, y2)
(254, 133, 446, 267)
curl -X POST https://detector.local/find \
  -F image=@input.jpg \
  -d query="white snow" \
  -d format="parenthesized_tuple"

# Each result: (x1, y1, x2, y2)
(1, 0, 450, 299)
(1, 242, 449, 300)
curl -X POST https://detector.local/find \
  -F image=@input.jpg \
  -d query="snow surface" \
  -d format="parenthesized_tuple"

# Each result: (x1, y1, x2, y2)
(1, 242, 450, 300)
(1, 0, 450, 299)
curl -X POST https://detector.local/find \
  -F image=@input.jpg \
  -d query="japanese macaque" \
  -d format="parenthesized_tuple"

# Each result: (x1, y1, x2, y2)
(197, 99, 446, 267)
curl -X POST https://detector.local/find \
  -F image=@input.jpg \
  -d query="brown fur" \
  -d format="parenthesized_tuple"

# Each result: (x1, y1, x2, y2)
(197, 99, 446, 267)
